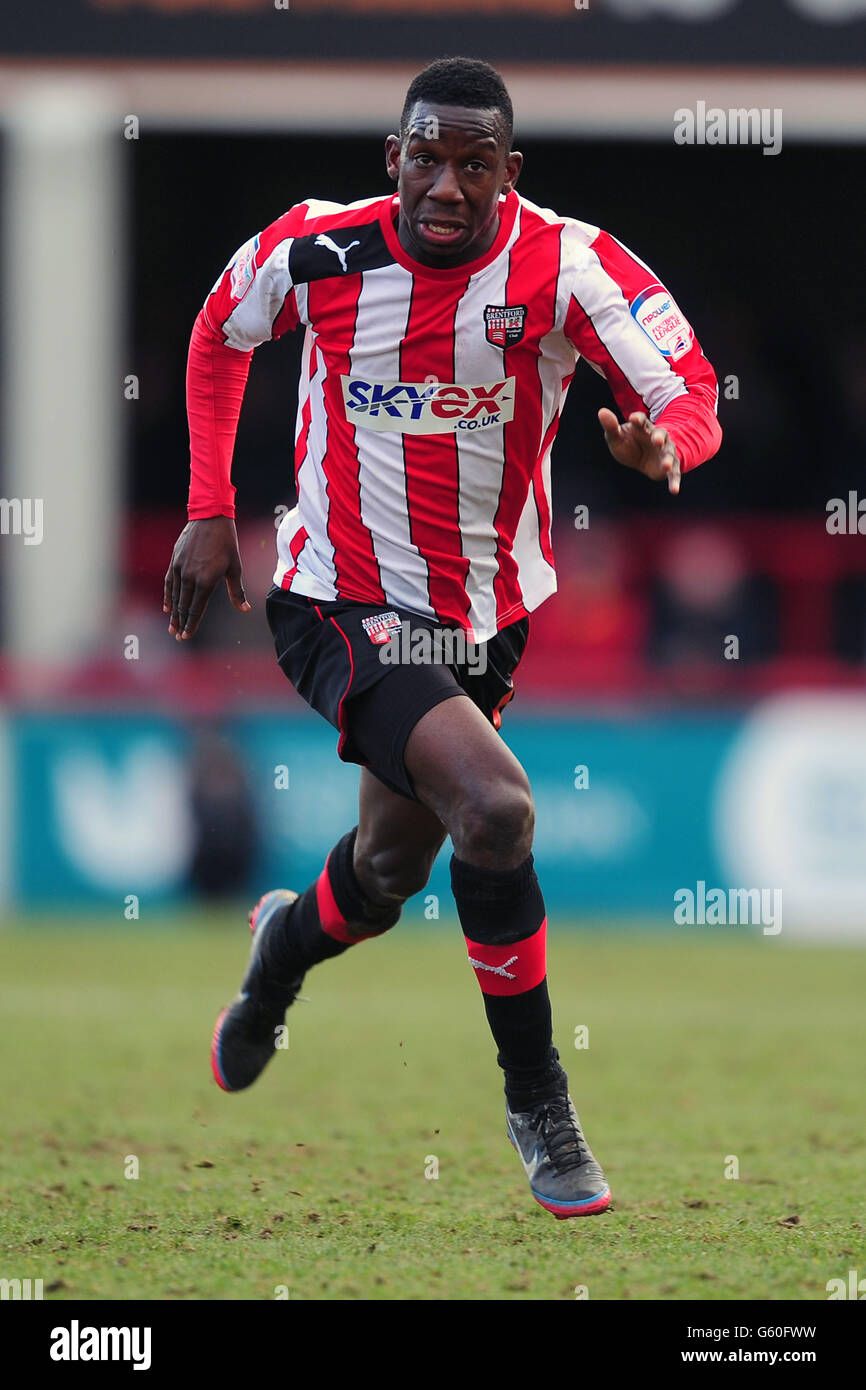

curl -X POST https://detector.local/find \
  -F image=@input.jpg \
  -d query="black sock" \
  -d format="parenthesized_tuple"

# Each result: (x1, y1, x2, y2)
(484, 991, 566, 1112)
(450, 853, 567, 1110)
(263, 827, 400, 983)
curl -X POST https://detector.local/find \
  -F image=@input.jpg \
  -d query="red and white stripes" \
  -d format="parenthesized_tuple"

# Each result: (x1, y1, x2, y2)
(188, 189, 722, 641)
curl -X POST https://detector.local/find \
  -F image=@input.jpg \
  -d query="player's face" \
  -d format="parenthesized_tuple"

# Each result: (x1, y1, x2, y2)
(385, 102, 522, 268)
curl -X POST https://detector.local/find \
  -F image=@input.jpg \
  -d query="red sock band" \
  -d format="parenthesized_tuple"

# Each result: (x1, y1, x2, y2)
(464, 918, 547, 996)
(315, 854, 359, 944)
(315, 852, 382, 945)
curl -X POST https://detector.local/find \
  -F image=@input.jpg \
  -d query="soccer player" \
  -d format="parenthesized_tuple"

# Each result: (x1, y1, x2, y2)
(165, 57, 722, 1219)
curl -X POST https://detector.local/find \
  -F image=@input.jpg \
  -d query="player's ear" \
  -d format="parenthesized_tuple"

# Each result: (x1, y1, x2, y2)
(384, 134, 401, 184)
(502, 150, 523, 195)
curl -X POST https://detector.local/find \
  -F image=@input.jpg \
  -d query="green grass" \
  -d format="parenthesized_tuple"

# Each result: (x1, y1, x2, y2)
(1, 916, 864, 1301)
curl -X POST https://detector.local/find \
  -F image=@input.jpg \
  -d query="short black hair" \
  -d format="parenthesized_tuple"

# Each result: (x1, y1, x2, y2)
(400, 57, 514, 148)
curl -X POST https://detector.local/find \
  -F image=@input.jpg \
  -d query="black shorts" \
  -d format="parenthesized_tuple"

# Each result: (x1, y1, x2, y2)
(265, 587, 529, 802)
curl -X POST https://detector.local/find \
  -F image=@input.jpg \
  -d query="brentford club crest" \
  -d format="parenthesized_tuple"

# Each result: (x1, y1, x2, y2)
(484, 304, 527, 348)
(361, 611, 402, 645)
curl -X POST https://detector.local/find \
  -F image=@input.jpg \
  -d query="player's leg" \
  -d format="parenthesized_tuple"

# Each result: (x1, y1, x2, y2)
(212, 589, 455, 1093)
(253, 766, 447, 973)
(354, 767, 448, 910)
(212, 768, 446, 1093)
(402, 694, 610, 1218)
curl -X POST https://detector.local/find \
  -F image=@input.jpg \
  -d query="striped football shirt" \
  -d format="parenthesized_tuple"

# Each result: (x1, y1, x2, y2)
(188, 189, 721, 641)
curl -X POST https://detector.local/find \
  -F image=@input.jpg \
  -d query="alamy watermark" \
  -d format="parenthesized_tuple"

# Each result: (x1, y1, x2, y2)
(373, 615, 487, 675)
(0, 497, 43, 545)
(826, 492, 866, 534)
(674, 103, 783, 157)
(674, 881, 782, 935)
(826, 1268, 866, 1299)
(50, 1322, 152, 1371)
(1, 1277, 43, 1300)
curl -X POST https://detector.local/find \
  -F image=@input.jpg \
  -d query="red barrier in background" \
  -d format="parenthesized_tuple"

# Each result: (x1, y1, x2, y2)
(4, 512, 864, 712)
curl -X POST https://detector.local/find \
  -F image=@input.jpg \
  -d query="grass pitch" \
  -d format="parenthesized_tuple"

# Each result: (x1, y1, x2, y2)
(1, 916, 864, 1302)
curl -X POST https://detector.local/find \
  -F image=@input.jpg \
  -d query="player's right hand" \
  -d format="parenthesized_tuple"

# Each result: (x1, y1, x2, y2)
(163, 516, 251, 642)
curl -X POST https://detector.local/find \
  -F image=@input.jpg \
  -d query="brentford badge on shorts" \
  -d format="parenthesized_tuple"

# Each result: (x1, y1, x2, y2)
(361, 611, 402, 645)
(484, 304, 527, 348)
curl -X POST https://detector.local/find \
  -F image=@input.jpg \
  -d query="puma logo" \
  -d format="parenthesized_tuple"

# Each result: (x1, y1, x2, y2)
(469, 955, 518, 980)
(314, 234, 360, 273)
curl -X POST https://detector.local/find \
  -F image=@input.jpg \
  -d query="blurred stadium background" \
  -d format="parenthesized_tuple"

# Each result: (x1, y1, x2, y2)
(1, 0, 865, 932)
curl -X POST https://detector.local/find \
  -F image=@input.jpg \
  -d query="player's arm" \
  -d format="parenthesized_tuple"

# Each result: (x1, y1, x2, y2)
(164, 212, 305, 641)
(564, 227, 722, 497)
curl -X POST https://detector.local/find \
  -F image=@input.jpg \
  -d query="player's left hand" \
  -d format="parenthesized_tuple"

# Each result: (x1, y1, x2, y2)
(597, 408, 681, 495)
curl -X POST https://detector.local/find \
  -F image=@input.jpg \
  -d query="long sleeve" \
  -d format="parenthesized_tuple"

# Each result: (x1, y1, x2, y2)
(186, 310, 253, 520)
(564, 226, 722, 473)
(654, 391, 722, 473)
(185, 207, 307, 520)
